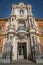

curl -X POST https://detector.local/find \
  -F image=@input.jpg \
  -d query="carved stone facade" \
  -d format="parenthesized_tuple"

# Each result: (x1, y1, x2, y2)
(0, 2, 42, 62)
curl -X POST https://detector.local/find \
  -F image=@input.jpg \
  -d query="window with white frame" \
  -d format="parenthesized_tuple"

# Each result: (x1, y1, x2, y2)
(41, 27, 43, 33)
(0, 27, 2, 33)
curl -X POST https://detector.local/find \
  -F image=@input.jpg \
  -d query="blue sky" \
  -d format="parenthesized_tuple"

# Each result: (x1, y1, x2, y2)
(0, 0, 43, 18)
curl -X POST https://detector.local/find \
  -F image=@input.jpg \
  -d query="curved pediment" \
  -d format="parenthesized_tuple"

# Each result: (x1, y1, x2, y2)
(19, 2, 25, 6)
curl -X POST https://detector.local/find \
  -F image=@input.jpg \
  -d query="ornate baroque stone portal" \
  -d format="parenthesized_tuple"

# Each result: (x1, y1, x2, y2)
(2, 2, 41, 62)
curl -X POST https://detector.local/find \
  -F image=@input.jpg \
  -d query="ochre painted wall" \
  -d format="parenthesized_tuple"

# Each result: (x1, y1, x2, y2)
(0, 19, 7, 53)
(36, 19, 43, 53)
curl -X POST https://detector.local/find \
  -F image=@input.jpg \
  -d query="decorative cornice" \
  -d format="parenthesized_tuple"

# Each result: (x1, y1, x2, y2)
(35, 18, 43, 21)
(0, 18, 8, 21)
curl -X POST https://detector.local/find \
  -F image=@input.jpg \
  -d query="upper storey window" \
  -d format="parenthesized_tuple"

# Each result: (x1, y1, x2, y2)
(0, 27, 2, 33)
(41, 27, 43, 33)
(20, 10, 24, 14)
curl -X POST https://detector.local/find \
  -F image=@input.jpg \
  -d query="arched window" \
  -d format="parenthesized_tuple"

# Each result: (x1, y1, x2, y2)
(20, 10, 24, 14)
(17, 21, 26, 31)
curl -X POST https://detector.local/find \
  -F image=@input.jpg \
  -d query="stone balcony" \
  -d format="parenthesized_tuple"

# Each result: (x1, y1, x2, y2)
(16, 27, 28, 35)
